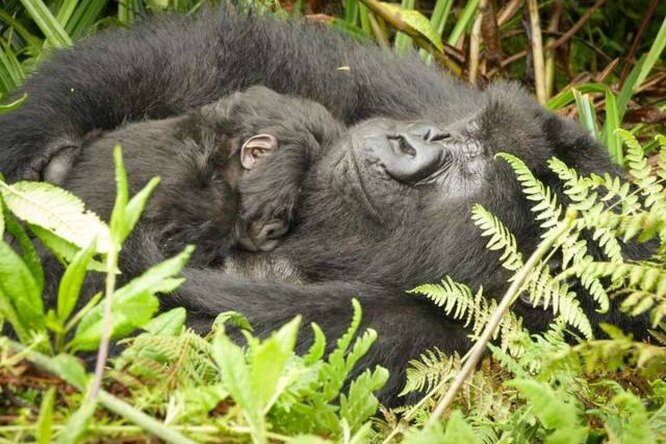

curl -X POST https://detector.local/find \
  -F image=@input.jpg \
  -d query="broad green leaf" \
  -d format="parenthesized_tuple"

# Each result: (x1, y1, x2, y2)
(30, 224, 106, 272)
(212, 311, 253, 333)
(57, 241, 96, 322)
(71, 291, 159, 351)
(110, 245, 192, 301)
(36, 387, 56, 444)
(0, 199, 4, 236)
(71, 246, 192, 350)
(602, 88, 622, 164)
(212, 331, 264, 441)
(143, 307, 186, 335)
(0, 241, 44, 331)
(251, 316, 300, 409)
(379, 2, 443, 51)
(52, 354, 90, 389)
(442, 410, 476, 442)
(4, 211, 44, 290)
(0, 181, 111, 253)
(509, 379, 587, 444)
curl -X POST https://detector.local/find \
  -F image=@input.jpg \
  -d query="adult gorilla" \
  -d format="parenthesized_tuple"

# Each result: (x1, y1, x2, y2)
(0, 8, 647, 400)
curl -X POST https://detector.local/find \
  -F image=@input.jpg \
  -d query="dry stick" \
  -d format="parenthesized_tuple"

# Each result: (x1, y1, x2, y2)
(498, 0, 606, 70)
(497, 0, 523, 27)
(426, 212, 576, 424)
(468, 0, 486, 84)
(618, 0, 659, 87)
(357, 0, 462, 76)
(526, 0, 546, 104)
(544, 0, 563, 98)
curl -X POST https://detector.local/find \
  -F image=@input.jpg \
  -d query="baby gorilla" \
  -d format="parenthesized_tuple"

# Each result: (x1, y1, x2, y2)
(43, 86, 344, 267)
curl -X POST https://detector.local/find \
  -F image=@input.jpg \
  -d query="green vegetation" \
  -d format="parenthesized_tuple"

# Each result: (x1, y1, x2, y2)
(1, 1, 665, 442)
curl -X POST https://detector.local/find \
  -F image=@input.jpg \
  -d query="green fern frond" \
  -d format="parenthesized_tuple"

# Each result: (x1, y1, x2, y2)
(410, 277, 480, 327)
(471, 204, 524, 271)
(400, 349, 460, 396)
(526, 264, 593, 339)
(497, 153, 563, 232)
(620, 129, 664, 208)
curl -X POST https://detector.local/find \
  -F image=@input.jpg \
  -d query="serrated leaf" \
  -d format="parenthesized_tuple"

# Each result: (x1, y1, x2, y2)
(340, 366, 388, 432)
(212, 331, 264, 439)
(0, 181, 111, 253)
(251, 316, 300, 409)
(30, 225, 106, 272)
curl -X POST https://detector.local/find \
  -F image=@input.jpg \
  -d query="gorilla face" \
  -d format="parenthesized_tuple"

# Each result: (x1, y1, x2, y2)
(286, 84, 597, 292)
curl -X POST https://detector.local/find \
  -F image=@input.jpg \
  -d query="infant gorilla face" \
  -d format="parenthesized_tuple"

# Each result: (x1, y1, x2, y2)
(39, 86, 344, 263)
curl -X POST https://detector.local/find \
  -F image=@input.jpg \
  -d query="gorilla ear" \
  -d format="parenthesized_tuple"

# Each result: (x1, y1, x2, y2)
(240, 134, 278, 170)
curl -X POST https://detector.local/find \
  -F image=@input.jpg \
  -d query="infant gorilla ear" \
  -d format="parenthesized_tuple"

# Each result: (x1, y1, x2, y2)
(32, 86, 345, 262)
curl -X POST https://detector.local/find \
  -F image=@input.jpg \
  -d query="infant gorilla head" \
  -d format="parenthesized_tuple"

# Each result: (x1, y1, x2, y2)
(50, 86, 344, 265)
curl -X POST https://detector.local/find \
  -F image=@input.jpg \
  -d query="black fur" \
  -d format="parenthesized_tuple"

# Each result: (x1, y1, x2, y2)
(0, 9, 649, 401)
(58, 86, 343, 266)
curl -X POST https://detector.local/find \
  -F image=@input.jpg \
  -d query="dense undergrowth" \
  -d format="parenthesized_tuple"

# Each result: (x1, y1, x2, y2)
(1, 0, 666, 443)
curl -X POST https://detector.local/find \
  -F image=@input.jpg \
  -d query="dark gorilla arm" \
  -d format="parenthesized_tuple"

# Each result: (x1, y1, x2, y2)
(0, 9, 469, 180)
(179, 268, 470, 399)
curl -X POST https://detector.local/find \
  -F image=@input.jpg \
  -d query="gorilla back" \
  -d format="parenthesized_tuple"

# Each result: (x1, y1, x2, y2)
(0, 7, 470, 181)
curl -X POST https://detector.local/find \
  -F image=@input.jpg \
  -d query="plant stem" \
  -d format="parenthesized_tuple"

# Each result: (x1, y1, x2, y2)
(427, 210, 577, 424)
(8, 340, 197, 444)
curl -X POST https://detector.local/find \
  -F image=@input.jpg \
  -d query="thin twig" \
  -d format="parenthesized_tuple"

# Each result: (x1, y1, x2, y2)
(497, 0, 523, 26)
(86, 241, 119, 407)
(618, 0, 659, 87)
(544, 0, 563, 98)
(426, 212, 577, 424)
(526, 0, 546, 104)
(469, 0, 486, 84)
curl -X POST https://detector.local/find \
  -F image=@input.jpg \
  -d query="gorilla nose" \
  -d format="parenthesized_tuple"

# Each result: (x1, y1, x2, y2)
(381, 126, 449, 183)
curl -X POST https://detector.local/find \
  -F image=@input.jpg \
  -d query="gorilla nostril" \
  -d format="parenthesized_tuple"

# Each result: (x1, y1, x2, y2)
(388, 135, 416, 157)
(428, 131, 450, 142)
(423, 127, 450, 142)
